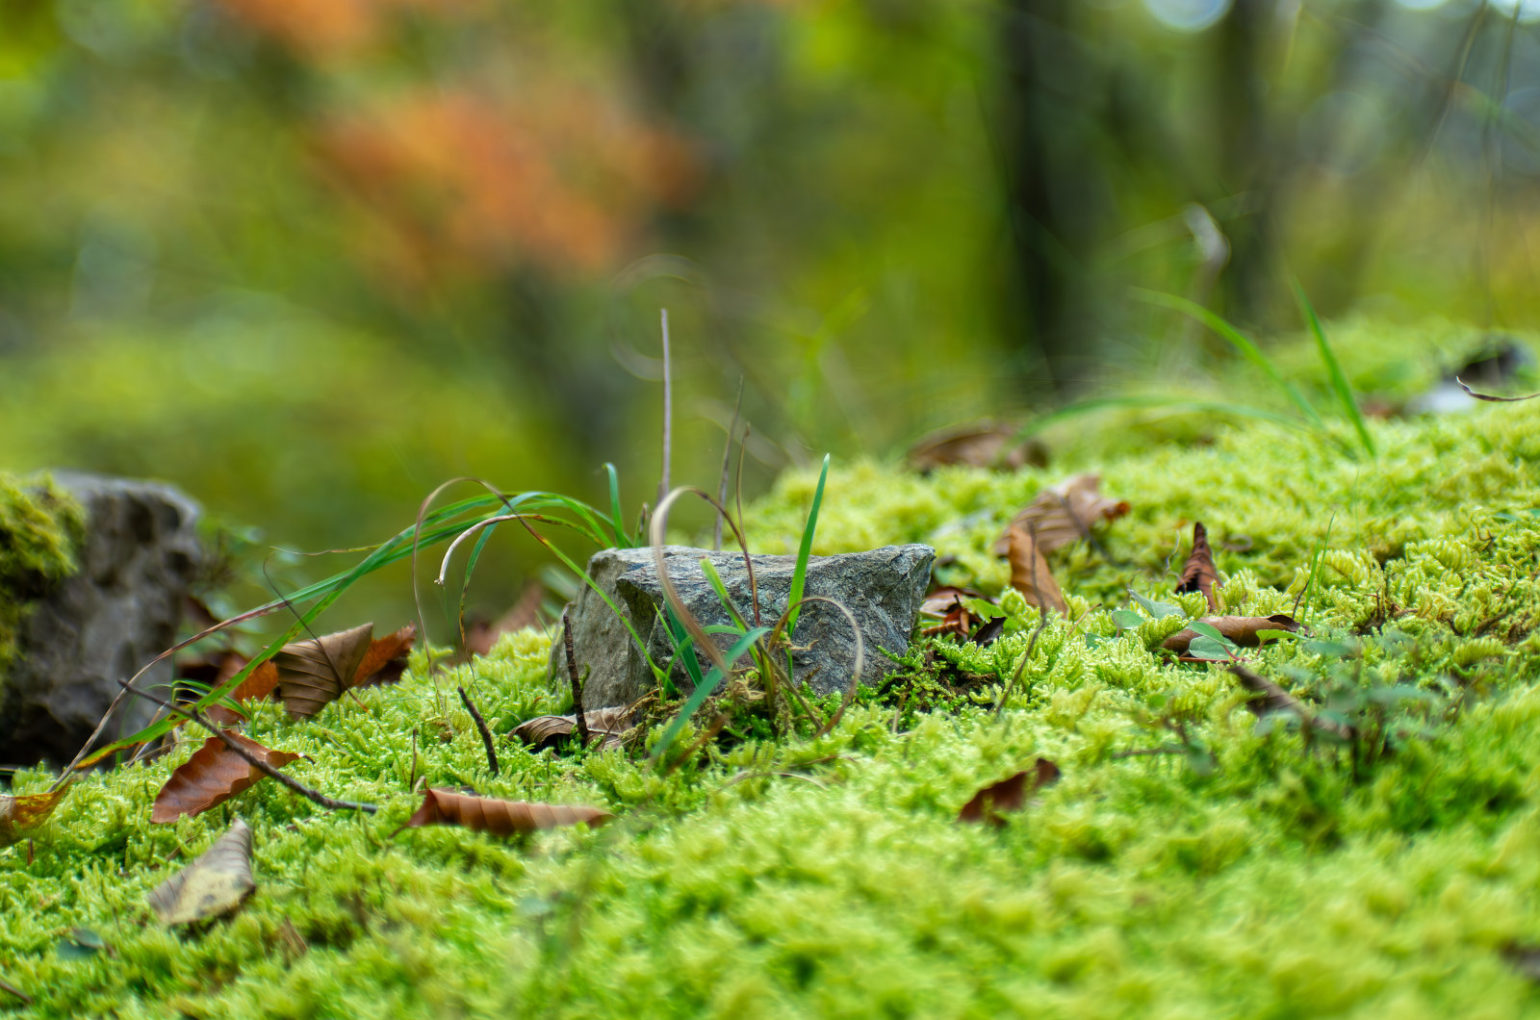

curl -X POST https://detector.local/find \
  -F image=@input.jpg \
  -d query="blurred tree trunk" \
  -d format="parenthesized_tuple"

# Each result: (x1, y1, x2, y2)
(996, 0, 1103, 395)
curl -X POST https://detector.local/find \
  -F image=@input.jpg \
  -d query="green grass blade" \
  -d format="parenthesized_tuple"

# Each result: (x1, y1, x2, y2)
(785, 454, 829, 639)
(604, 463, 633, 547)
(1291, 279, 1375, 458)
(1135, 288, 1323, 428)
(651, 626, 772, 765)
(699, 557, 749, 630)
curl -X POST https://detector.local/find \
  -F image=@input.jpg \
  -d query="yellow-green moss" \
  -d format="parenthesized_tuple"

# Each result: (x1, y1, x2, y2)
(0, 475, 83, 690)
(8, 352, 1540, 1018)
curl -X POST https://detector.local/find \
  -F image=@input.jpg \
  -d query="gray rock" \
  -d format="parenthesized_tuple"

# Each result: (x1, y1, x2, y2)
(0, 474, 201, 767)
(551, 544, 934, 707)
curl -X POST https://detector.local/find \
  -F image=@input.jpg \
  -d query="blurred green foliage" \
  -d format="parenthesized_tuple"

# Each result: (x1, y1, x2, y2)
(3, 0, 1540, 621)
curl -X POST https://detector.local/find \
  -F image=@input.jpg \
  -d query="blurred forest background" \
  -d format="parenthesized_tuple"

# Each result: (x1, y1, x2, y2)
(2, 0, 1539, 623)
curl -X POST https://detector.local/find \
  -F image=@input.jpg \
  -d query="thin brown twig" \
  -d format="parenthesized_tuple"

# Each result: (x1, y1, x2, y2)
(456, 686, 499, 776)
(117, 680, 378, 814)
(562, 609, 591, 748)
(0, 974, 32, 1005)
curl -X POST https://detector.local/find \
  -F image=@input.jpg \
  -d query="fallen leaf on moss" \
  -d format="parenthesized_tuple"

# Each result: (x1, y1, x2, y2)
(0, 785, 70, 847)
(146, 819, 255, 926)
(151, 732, 301, 824)
(906, 422, 1048, 473)
(351, 623, 416, 689)
(1163, 615, 1304, 654)
(512, 706, 631, 751)
(1175, 522, 1220, 612)
(275, 622, 374, 718)
(958, 758, 1061, 827)
(1005, 526, 1067, 614)
(994, 474, 1129, 555)
(465, 584, 544, 657)
(392, 788, 612, 838)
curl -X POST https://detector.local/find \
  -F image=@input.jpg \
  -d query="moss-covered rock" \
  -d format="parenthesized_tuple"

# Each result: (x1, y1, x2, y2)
(7, 378, 1540, 1017)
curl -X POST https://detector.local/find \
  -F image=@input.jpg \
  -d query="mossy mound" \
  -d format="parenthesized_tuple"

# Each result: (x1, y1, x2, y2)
(0, 475, 82, 696)
(5, 390, 1540, 1017)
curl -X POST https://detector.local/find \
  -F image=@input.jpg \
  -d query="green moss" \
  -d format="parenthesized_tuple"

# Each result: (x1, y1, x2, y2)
(0, 474, 83, 693)
(9, 352, 1540, 1016)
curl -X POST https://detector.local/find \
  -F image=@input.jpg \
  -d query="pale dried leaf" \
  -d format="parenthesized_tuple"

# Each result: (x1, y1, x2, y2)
(147, 819, 255, 926)
(511, 706, 632, 751)
(0, 785, 70, 848)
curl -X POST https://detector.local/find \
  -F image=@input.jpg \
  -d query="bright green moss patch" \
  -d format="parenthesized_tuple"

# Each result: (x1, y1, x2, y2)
(0, 475, 82, 692)
(7, 392, 1540, 1017)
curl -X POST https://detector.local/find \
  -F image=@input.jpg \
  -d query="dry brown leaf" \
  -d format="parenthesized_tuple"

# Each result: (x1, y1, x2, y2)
(0, 785, 70, 847)
(1175, 521, 1221, 612)
(906, 422, 1048, 473)
(182, 651, 266, 726)
(393, 788, 612, 838)
(465, 583, 545, 657)
(994, 474, 1130, 556)
(351, 623, 416, 689)
(1162, 614, 1305, 654)
(1230, 665, 1350, 740)
(511, 706, 632, 752)
(151, 732, 302, 824)
(958, 758, 1061, 827)
(1005, 526, 1067, 614)
(275, 622, 374, 718)
(147, 819, 255, 926)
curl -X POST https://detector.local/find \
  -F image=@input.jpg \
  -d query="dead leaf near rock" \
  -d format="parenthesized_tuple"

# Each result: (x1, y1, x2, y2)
(392, 788, 612, 838)
(958, 758, 1061, 827)
(905, 422, 1048, 473)
(272, 622, 413, 718)
(512, 706, 632, 752)
(1004, 527, 1067, 614)
(994, 473, 1130, 556)
(0, 785, 71, 848)
(151, 732, 301, 824)
(147, 819, 255, 926)
(1175, 522, 1221, 612)
(1163, 615, 1305, 654)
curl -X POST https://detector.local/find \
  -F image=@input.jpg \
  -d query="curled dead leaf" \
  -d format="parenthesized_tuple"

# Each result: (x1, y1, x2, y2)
(1005, 526, 1067, 614)
(994, 474, 1129, 556)
(512, 706, 632, 752)
(151, 732, 302, 824)
(1175, 521, 1221, 612)
(0, 785, 71, 848)
(275, 622, 374, 718)
(1162, 614, 1305, 654)
(392, 788, 612, 838)
(147, 819, 255, 926)
(958, 758, 1061, 827)
(906, 422, 1048, 473)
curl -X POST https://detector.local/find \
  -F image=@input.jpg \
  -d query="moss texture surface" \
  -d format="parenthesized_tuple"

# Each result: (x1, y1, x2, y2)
(5, 367, 1540, 1017)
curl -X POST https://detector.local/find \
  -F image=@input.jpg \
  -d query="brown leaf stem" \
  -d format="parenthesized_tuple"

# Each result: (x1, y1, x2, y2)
(0, 974, 32, 1005)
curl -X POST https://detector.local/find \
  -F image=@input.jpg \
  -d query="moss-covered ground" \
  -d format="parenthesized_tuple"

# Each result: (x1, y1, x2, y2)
(6, 328, 1540, 1017)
